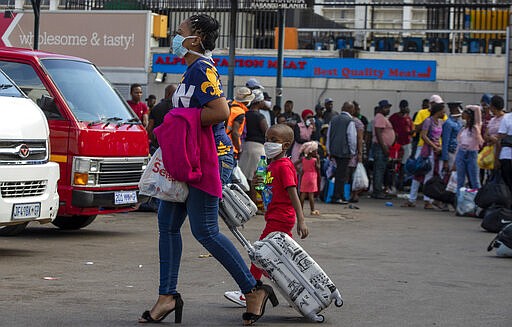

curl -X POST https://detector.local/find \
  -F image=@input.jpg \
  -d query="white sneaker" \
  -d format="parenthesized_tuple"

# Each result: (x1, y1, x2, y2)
(224, 290, 246, 307)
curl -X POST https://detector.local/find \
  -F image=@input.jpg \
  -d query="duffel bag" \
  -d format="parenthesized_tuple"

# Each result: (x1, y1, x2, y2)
(475, 172, 512, 209)
(481, 206, 512, 233)
(487, 223, 512, 257)
(423, 176, 455, 204)
(405, 156, 431, 176)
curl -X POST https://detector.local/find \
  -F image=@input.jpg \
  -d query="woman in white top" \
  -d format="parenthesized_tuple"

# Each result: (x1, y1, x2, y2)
(497, 106, 512, 192)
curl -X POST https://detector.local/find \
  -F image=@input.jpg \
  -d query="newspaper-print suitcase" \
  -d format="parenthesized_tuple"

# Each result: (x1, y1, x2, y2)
(219, 183, 257, 228)
(229, 228, 343, 322)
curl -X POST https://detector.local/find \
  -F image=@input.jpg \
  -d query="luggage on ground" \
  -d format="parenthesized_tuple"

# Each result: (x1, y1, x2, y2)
(481, 205, 512, 233)
(222, 223, 344, 322)
(475, 172, 512, 209)
(219, 183, 257, 228)
(423, 175, 455, 204)
(487, 223, 512, 257)
(456, 187, 479, 217)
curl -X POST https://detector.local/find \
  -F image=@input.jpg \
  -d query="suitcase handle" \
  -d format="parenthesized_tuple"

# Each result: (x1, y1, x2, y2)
(229, 226, 255, 255)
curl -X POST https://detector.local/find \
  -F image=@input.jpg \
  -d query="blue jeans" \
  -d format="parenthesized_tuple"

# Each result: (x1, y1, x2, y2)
(455, 149, 480, 191)
(219, 153, 235, 185)
(157, 186, 256, 295)
(372, 143, 387, 195)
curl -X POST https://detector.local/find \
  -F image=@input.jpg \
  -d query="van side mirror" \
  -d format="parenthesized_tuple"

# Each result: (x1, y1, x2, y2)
(38, 95, 63, 120)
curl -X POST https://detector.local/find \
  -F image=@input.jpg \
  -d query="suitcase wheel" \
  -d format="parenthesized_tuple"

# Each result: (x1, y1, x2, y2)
(313, 314, 325, 323)
(335, 298, 344, 307)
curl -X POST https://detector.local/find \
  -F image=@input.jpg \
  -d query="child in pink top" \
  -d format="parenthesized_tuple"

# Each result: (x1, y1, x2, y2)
(298, 141, 321, 215)
(454, 105, 483, 191)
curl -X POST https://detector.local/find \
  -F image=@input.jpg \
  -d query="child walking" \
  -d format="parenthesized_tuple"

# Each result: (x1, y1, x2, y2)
(298, 141, 321, 215)
(224, 124, 310, 307)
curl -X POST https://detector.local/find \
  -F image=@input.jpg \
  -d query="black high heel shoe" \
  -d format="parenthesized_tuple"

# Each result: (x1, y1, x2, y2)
(242, 281, 279, 326)
(139, 293, 184, 324)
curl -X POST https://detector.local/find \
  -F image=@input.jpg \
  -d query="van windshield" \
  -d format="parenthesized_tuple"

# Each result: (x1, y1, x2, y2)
(41, 59, 136, 122)
(0, 69, 23, 97)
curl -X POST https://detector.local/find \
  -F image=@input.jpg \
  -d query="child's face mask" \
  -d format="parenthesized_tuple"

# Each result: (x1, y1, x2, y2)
(264, 142, 283, 159)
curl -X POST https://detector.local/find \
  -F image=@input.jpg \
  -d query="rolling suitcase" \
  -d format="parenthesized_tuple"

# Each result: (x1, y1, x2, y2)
(226, 225, 344, 323)
(219, 183, 257, 228)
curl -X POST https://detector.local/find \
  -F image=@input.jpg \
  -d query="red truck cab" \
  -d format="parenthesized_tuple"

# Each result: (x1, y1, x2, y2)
(0, 47, 149, 230)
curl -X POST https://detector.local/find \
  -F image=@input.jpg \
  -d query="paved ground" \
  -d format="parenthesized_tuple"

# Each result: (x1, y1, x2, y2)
(1, 197, 511, 327)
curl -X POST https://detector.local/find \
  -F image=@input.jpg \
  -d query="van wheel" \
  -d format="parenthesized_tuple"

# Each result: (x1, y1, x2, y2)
(0, 223, 29, 236)
(52, 215, 97, 230)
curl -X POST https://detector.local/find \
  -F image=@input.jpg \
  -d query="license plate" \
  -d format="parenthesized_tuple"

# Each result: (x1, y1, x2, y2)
(12, 202, 41, 220)
(114, 191, 138, 205)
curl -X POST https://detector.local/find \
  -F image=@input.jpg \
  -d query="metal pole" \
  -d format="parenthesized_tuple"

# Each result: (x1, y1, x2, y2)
(227, 0, 238, 100)
(30, 0, 41, 50)
(276, 8, 285, 108)
(506, 25, 510, 110)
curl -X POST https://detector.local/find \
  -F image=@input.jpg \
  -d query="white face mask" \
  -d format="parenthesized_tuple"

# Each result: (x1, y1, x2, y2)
(264, 142, 283, 159)
(264, 100, 272, 109)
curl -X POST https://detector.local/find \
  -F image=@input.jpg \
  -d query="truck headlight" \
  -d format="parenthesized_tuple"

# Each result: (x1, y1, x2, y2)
(141, 157, 149, 171)
(74, 158, 91, 172)
(73, 157, 101, 186)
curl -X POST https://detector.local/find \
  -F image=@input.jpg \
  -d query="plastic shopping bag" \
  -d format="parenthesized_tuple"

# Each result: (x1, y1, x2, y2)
(445, 171, 457, 193)
(456, 187, 478, 217)
(477, 145, 494, 170)
(232, 164, 250, 192)
(138, 148, 188, 202)
(352, 163, 369, 191)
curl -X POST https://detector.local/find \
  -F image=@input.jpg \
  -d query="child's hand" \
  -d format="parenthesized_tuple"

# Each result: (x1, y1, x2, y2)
(251, 174, 264, 188)
(297, 221, 309, 239)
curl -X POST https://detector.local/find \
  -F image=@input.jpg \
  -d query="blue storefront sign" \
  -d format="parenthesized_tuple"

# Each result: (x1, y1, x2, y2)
(153, 54, 436, 81)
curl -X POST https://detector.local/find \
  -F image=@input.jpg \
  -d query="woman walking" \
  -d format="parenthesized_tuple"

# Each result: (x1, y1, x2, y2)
(139, 14, 276, 325)
(402, 103, 445, 209)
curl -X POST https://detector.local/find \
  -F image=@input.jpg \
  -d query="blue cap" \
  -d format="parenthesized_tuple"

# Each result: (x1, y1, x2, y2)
(378, 99, 392, 108)
(481, 93, 493, 105)
(246, 78, 264, 90)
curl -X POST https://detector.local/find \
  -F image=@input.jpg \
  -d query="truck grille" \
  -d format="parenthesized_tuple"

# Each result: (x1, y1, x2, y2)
(98, 160, 145, 185)
(0, 140, 47, 163)
(1, 180, 47, 198)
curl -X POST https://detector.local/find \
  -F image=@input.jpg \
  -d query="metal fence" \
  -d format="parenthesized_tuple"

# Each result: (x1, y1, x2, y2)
(54, 1, 512, 53)
(61, 0, 279, 49)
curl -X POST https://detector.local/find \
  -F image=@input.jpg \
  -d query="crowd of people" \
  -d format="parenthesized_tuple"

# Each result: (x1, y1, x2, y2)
(128, 14, 512, 325)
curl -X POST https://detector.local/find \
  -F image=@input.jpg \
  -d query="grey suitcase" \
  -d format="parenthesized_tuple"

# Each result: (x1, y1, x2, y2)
(229, 227, 343, 322)
(219, 183, 257, 228)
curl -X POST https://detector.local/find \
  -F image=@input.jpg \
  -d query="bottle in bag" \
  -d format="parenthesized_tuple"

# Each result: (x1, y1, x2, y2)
(255, 155, 267, 191)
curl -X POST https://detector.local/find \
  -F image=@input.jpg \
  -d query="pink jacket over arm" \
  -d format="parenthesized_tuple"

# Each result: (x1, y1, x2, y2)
(154, 107, 222, 198)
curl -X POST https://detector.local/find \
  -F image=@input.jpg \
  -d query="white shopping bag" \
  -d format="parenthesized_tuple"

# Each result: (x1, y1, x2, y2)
(352, 163, 369, 191)
(445, 171, 457, 193)
(232, 164, 250, 192)
(138, 148, 188, 202)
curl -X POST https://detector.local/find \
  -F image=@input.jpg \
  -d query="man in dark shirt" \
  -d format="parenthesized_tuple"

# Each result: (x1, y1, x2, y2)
(323, 98, 338, 124)
(282, 100, 301, 128)
(147, 84, 176, 154)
